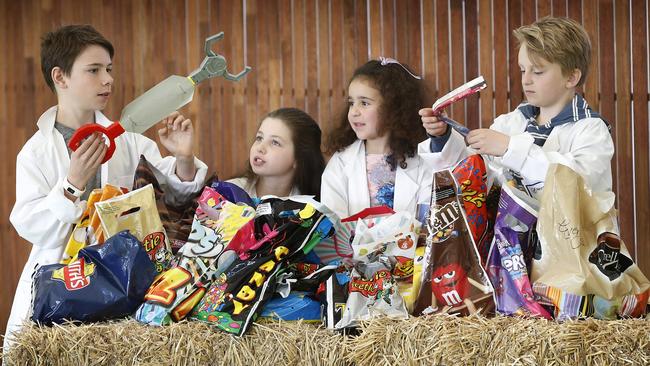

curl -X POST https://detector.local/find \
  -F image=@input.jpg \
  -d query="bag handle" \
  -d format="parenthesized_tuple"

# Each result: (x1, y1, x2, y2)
(341, 205, 394, 223)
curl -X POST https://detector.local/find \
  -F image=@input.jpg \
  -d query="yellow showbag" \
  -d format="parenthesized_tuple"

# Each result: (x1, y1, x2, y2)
(531, 164, 650, 319)
(61, 185, 125, 264)
(95, 184, 172, 272)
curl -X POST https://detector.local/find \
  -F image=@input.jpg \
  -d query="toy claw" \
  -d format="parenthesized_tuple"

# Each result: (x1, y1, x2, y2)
(189, 32, 252, 84)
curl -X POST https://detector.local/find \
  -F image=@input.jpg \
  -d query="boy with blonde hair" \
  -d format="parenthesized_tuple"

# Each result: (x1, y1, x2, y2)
(420, 16, 613, 198)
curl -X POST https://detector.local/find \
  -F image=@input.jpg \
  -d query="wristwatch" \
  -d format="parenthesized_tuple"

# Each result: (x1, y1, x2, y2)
(63, 178, 85, 198)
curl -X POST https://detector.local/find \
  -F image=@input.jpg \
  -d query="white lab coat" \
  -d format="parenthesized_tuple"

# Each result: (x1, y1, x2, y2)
(321, 138, 464, 218)
(441, 109, 614, 202)
(4, 106, 208, 348)
(227, 176, 301, 198)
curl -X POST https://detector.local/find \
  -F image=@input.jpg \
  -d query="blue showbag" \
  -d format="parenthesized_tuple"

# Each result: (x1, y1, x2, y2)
(210, 181, 254, 207)
(31, 230, 157, 325)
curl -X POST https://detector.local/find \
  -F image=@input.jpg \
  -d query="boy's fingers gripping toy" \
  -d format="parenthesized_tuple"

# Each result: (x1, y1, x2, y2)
(431, 76, 487, 137)
(68, 32, 251, 163)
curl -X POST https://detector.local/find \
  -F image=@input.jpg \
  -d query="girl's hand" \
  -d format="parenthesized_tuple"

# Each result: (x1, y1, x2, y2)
(466, 129, 510, 156)
(419, 108, 449, 137)
(67, 132, 107, 190)
(158, 111, 194, 159)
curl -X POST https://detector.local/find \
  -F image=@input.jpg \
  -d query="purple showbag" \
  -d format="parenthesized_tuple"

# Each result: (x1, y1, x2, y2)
(486, 185, 551, 319)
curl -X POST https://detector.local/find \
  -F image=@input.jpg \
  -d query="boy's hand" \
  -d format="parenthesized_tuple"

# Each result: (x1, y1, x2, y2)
(158, 111, 197, 182)
(419, 108, 449, 136)
(67, 132, 107, 191)
(466, 129, 510, 156)
(158, 112, 194, 159)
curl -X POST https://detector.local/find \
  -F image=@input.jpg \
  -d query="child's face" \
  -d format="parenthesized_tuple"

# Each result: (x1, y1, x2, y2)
(518, 44, 576, 112)
(250, 117, 296, 179)
(347, 79, 384, 142)
(59, 45, 113, 112)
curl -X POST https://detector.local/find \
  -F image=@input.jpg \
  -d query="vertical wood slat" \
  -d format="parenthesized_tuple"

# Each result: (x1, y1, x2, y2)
(464, 0, 480, 129)
(318, 0, 333, 134)
(582, 0, 600, 110)
(598, 0, 617, 197)
(449, 0, 464, 120)
(478, 0, 494, 128)
(614, 0, 635, 260)
(3, 0, 650, 337)
(493, 0, 509, 115)
(631, 0, 649, 275)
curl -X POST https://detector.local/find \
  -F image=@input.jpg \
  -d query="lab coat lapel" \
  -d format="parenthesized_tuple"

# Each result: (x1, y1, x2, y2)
(346, 140, 371, 215)
(393, 157, 419, 212)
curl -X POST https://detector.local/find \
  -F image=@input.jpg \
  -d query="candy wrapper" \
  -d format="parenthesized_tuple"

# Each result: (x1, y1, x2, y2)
(132, 155, 208, 252)
(486, 184, 551, 318)
(351, 211, 419, 313)
(452, 155, 490, 265)
(191, 197, 333, 336)
(414, 170, 494, 316)
(335, 258, 407, 329)
(531, 164, 650, 319)
(31, 231, 156, 325)
(135, 187, 254, 325)
(95, 184, 172, 272)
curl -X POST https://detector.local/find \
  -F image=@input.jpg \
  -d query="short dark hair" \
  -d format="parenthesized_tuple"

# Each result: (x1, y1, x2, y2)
(243, 108, 325, 198)
(40, 24, 114, 92)
(326, 60, 428, 170)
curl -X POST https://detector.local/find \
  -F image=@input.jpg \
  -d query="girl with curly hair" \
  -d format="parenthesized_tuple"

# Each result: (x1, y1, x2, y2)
(322, 58, 463, 218)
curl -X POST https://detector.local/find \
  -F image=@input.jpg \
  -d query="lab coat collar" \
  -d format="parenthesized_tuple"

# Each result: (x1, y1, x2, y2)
(36, 106, 113, 141)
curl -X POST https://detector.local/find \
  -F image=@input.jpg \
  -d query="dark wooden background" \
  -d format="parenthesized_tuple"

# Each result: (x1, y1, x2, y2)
(1, 0, 648, 337)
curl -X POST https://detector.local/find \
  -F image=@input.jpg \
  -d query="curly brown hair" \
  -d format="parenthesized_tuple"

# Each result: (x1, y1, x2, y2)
(325, 60, 429, 170)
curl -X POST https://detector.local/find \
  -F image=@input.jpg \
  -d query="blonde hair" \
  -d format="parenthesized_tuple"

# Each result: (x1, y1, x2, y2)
(514, 17, 591, 87)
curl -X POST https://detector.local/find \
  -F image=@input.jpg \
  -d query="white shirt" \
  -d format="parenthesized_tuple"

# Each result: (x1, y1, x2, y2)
(321, 138, 464, 218)
(4, 106, 208, 348)
(442, 108, 615, 204)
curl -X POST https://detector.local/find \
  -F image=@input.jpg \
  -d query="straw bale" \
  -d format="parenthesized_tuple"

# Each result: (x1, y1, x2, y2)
(2, 315, 648, 365)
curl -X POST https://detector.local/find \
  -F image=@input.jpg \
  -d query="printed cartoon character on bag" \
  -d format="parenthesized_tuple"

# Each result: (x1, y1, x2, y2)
(430, 262, 469, 307)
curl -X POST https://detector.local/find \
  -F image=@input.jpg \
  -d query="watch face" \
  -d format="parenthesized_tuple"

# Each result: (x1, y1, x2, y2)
(66, 187, 76, 194)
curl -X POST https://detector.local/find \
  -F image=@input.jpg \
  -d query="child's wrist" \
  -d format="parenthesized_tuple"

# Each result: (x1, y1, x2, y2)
(175, 154, 194, 163)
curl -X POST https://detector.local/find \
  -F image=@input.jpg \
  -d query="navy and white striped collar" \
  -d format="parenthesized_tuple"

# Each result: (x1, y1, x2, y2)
(517, 94, 610, 131)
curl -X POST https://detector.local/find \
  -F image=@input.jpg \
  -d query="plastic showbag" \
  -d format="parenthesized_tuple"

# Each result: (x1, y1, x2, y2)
(95, 184, 172, 272)
(351, 211, 420, 313)
(210, 180, 255, 207)
(531, 164, 650, 319)
(191, 197, 333, 336)
(414, 169, 494, 316)
(61, 185, 125, 264)
(132, 155, 209, 253)
(31, 231, 156, 325)
(452, 155, 491, 265)
(486, 185, 551, 318)
(312, 206, 393, 265)
(335, 259, 407, 329)
(135, 187, 253, 325)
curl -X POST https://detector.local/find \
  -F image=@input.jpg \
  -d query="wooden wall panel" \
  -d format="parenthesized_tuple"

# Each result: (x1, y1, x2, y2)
(2, 0, 649, 338)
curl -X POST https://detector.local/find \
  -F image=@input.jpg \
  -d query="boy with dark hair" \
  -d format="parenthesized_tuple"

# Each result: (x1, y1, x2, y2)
(4, 24, 207, 349)
(420, 17, 613, 198)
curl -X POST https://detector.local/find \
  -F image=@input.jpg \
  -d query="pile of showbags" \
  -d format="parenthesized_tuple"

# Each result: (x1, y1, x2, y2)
(29, 155, 650, 338)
